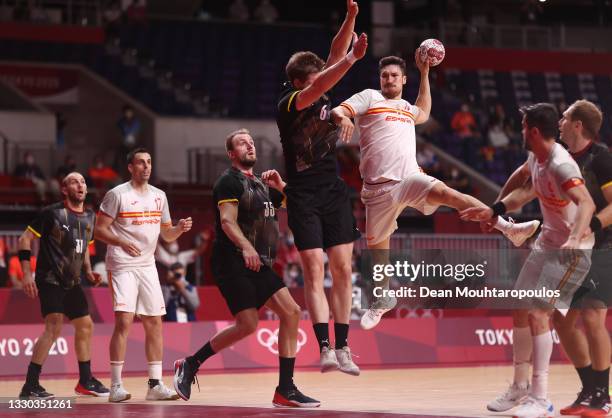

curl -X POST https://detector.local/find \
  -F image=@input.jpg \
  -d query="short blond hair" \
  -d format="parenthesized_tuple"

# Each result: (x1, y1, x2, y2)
(225, 128, 251, 152)
(568, 100, 603, 140)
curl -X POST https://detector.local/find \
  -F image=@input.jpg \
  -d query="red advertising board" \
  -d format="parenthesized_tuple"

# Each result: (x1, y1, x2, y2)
(0, 317, 603, 377)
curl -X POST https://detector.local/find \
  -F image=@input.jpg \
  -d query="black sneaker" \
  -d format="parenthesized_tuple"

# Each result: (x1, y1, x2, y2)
(581, 389, 611, 417)
(19, 383, 54, 399)
(173, 358, 199, 401)
(75, 376, 110, 397)
(560, 387, 592, 415)
(272, 385, 321, 408)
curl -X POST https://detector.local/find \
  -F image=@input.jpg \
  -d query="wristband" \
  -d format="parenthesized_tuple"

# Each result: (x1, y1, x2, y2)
(590, 216, 603, 233)
(345, 51, 357, 64)
(18, 249, 31, 262)
(490, 201, 507, 217)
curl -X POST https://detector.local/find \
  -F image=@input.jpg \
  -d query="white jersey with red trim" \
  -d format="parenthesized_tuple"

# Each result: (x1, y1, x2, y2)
(341, 89, 421, 184)
(99, 181, 172, 271)
(528, 143, 594, 249)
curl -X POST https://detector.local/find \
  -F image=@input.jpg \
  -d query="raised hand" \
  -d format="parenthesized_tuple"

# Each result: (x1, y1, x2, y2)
(351, 32, 368, 60)
(414, 47, 430, 74)
(347, 0, 358, 18)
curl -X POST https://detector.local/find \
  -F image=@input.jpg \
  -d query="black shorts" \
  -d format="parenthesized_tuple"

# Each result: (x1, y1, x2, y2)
(285, 177, 361, 251)
(212, 248, 285, 316)
(570, 248, 612, 308)
(36, 281, 90, 320)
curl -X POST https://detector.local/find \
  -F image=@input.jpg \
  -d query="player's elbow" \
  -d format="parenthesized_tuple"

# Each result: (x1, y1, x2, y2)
(582, 199, 596, 217)
(18, 233, 31, 249)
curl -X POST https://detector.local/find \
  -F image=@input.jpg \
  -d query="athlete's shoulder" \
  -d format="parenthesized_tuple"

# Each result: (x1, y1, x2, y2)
(107, 181, 131, 196)
(148, 183, 167, 197)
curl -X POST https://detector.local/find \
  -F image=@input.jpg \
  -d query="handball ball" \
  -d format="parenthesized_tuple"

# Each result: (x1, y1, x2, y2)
(419, 39, 445, 67)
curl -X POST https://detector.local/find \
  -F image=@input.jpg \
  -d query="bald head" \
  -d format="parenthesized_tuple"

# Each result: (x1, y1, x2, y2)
(61, 171, 87, 205)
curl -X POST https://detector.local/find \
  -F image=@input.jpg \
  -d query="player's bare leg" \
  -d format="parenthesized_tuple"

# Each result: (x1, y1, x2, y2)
(20, 313, 63, 399)
(487, 309, 532, 412)
(360, 236, 397, 330)
(71, 315, 108, 397)
(109, 311, 134, 402)
(299, 248, 338, 371)
(427, 183, 540, 247)
(327, 243, 359, 375)
(266, 289, 321, 407)
(141, 315, 178, 400)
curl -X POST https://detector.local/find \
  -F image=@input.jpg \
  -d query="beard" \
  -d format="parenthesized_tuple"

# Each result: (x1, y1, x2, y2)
(240, 155, 257, 168)
(67, 192, 85, 205)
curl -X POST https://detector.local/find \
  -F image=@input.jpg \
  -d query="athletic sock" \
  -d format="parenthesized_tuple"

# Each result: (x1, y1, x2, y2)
(110, 361, 123, 385)
(513, 326, 532, 387)
(78, 360, 92, 385)
(313, 323, 330, 352)
(189, 341, 215, 368)
(278, 357, 295, 390)
(26, 362, 42, 386)
(334, 323, 349, 350)
(494, 216, 512, 233)
(531, 332, 553, 399)
(593, 367, 610, 395)
(148, 361, 162, 387)
(576, 364, 594, 392)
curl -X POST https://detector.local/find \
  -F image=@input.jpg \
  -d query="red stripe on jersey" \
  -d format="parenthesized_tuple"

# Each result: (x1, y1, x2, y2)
(561, 178, 584, 191)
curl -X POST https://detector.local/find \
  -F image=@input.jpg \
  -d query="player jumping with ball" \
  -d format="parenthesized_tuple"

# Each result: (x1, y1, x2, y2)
(331, 50, 541, 330)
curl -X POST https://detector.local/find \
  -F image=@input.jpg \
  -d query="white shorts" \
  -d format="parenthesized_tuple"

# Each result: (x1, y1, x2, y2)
(514, 248, 592, 312)
(361, 173, 441, 245)
(108, 265, 166, 316)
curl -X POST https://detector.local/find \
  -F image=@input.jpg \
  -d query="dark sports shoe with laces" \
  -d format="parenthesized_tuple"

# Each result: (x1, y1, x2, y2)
(75, 376, 110, 397)
(272, 385, 321, 408)
(173, 358, 199, 401)
(581, 390, 611, 417)
(19, 383, 54, 399)
(561, 388, 592, 415)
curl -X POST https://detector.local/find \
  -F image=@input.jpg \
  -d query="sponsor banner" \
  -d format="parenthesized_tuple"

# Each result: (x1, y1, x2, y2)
(1, 318, 610, 376)
(0, 64, 78, 104)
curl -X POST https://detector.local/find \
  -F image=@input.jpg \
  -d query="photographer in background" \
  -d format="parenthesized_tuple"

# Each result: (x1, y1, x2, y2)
(162, 262, 200, 323)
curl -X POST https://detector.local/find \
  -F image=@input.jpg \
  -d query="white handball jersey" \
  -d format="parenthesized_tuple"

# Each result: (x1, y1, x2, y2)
(340, 89, 421, 184)
(99, 181, 172, 271)
(527, 143, 594, 249)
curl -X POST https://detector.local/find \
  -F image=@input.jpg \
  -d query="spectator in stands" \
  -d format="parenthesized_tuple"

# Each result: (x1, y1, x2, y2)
(115, 105, 141, 170)
(254, 0, 278, 23)
(488, 121, 510, 149)
(521, 0, 543, 24)
(451, 102, 477, 139)
(8, 252, 36, 289)
(102, 0, 123, 36)
(416, 142, 437, 171)
(283, 262, 304, 288)
(155, 230, 211, 284)
(49, 155, 77, 199)
(14, 151, 47, 202)
(162, 262, 200, 323)
(88, 155, 120, 190)
(126, 0, 146, 22)
(228, 0, 249, 21)
(446, 167, 471, 195)
(56, 112, 67, 149)
(0, 238, 6, 287)
(273, 231, 300, 277)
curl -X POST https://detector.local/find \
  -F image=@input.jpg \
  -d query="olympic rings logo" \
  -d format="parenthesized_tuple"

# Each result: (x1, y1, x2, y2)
(256, 328, 308, 354)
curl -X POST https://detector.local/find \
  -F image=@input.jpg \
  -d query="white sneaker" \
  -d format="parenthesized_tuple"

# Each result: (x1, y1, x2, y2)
(108, 383, 131, 403)
(503, 219, 540, 247)
(320, 346, 339, 373)
(487, 383, 529, 412)
(145, 381, 180, 401)
(512, 396, 554, 418)
(335, 346, 360, 376)
(360, 296, 397, 330)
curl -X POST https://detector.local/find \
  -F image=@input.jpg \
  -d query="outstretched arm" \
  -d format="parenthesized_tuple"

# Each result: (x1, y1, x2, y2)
(326, 0, 359, 67)
(413, 49, 431, 125)
(295, 33, 368, 111)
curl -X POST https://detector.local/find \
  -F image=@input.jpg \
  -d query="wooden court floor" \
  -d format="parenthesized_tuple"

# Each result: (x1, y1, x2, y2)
(0, 364, 582, 417)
